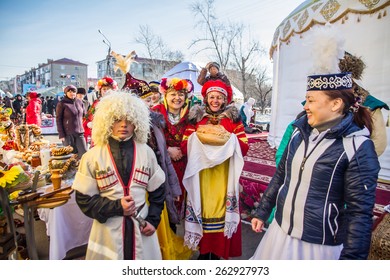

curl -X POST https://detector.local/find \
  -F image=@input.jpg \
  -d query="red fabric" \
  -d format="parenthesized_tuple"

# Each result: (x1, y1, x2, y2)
(373, 181, 390, 218)
(179, 111, 248, 258)
(83, 99, 99, 142)
(151, 104, 189, 215)
(239, 138, 276, 221)
(25, 97, 42, 126)
(240, 138, 276, 185)
(201, 80, 233, 104)
(199, 222, 242, 259)
(181, 115, 249, 156)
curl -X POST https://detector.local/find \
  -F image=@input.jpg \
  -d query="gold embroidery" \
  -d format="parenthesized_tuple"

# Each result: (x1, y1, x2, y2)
(293, 13, 301, 22)
(298, 10, 310, 30)
(312, 2, 323, 12)
(320, 0, 341, 21)
(359, 0, 380, 9)
(282, 20, 292, 38)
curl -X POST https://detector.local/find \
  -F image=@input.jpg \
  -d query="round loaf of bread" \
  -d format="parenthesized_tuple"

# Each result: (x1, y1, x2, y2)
(196, 124, 231, 146)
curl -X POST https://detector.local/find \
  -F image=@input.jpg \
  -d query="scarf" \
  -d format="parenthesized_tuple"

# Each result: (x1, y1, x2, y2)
(182, 133, 244, 250)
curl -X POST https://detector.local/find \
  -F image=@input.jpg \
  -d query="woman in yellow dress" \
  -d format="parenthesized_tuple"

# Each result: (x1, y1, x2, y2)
(181, 80, 249, 259)
(123, 73, 192, 260)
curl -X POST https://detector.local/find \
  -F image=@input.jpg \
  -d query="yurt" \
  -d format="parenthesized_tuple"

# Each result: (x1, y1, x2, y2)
(268, 0, 390, 180)
(162, 61, 245, 106)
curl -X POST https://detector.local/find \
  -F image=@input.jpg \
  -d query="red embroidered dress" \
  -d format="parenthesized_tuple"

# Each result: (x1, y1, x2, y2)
(181, 109, 249, 259)
(82, 99, 99, 142)
(152, 103, 189, 217)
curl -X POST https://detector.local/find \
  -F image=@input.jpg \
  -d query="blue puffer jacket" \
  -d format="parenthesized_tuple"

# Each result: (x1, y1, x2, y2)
(254, 112, 380, 259)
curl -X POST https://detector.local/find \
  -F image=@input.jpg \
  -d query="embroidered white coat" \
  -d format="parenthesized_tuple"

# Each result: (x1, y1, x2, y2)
(72, 141, 165, 259)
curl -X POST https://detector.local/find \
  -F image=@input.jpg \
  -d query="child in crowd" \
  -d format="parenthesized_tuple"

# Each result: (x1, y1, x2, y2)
(197, 61, 231, 87)
(72, 91, 166, 260)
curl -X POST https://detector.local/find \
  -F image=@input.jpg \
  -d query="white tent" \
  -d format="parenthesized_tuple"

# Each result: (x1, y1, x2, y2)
(161, 61, 244, 106)
(0, 89, 12, 98)
(268, 0, 390, 180)
(35, 86, 62, 97)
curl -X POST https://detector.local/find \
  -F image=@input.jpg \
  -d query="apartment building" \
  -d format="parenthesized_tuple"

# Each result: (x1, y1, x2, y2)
(16, 58, 88, 94)
(96, 56, 178, 87)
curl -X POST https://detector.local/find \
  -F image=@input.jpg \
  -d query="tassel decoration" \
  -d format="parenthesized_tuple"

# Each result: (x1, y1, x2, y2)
(378, 12, 382, 19)
(384, 10, 387, 17)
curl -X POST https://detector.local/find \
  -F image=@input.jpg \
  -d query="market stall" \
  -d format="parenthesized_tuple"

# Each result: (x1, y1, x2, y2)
(40, 115, 57, 135)
(0, 105, 89, 259)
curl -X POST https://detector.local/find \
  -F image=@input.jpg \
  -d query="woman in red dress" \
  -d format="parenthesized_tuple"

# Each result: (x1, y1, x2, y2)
(181, 80, 249, 259)
(83, 76, 118, 144)
(151, 78, 194, 226)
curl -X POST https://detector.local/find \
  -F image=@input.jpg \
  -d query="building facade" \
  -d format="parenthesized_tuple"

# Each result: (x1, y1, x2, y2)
(16, 58, 88, 94)
(96, 56, 179, 88)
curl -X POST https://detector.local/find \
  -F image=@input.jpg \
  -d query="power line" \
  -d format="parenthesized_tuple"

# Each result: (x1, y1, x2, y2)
(0, 64, 30, 69)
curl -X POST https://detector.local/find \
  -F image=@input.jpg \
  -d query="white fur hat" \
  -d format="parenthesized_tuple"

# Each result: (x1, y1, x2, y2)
(91, 91, 150, 146)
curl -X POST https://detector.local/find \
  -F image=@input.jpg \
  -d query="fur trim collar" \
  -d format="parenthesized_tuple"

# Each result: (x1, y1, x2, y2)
(150, 111, 166, 129)
(188, 105, 241, 124)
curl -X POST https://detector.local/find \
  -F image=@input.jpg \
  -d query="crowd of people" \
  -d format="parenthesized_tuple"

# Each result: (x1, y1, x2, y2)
(63, 61, 253, 260)
(1, 24, 385, 260)
(0, 93, 58, 126)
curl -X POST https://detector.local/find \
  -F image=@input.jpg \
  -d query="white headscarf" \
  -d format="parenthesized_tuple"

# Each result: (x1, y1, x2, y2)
(243, 98, 256, 125)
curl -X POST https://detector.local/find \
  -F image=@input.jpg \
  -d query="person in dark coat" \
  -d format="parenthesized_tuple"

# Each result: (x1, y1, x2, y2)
(47, 96, 55, 116)
(76, 87, 89, 115)
(12, 94, 24, 124)
(197, 61, 231, 87)
(41, 96, 47, 114)
(55, 85, 87, 157)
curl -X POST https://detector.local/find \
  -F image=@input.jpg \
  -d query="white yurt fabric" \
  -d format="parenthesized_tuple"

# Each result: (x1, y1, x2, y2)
(268, 0, 390, 180)
(161, 61, 244, 105)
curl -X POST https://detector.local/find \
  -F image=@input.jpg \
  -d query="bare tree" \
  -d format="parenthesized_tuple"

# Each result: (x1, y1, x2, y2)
(246, 68, 272, 114)
(230, 27, 265, 96)
(135, 25, 184, 78)
(190, 0, 268, 102)
(190, 0, 241, 70)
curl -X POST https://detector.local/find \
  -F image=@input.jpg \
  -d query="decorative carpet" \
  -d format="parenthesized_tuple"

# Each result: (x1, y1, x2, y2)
(374, 181, 390, 218)
(239, 136, 390, 221)
(239, 136, 276, 221)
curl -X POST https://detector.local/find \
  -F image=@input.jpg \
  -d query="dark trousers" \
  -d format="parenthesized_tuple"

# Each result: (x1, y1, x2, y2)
(63, 133, 88, 158)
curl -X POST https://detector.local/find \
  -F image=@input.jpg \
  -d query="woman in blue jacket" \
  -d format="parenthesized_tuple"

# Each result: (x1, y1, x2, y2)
(250, 25, 380, 260)
(251, 72, 380, 260)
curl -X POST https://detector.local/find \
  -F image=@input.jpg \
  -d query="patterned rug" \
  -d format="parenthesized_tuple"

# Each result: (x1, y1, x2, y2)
(374, 181, 390, 218)
(239, 137, 276, 220)
(239, 136, 390, 221)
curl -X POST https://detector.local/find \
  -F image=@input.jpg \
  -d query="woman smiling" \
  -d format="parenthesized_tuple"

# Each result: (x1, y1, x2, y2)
(181, 79, 248, 260)
(151, 77, 194, 228)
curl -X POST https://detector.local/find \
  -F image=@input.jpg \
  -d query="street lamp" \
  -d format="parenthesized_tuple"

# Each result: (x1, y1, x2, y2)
(98, 29, 112, 77)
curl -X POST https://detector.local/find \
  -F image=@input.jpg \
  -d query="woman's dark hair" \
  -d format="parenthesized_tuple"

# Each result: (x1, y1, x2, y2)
(324, 89, 373, 133)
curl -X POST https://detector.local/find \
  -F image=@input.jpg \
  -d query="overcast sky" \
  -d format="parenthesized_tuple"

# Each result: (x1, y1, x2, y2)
(0, 0, 303, 80)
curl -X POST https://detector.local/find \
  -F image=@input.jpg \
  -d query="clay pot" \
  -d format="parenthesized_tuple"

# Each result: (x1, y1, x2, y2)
(50, 169, 62, 190)
(17, 245, 29, 260)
